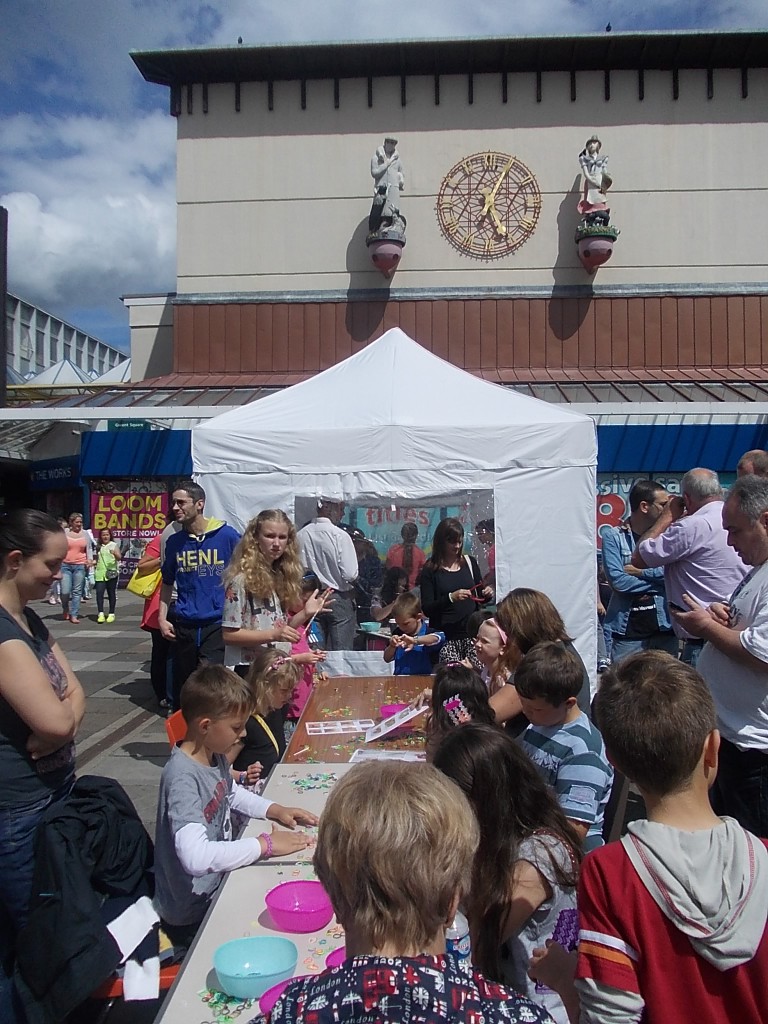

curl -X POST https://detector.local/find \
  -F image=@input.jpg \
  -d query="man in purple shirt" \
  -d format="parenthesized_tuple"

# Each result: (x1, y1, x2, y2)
(632, 468, 746, 667)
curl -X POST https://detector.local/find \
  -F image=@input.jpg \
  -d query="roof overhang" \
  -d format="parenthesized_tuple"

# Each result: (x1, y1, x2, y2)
(131, 30, 768, 89)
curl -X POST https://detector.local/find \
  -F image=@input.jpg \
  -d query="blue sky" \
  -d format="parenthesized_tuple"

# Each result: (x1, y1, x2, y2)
(1, 1, 766, 355)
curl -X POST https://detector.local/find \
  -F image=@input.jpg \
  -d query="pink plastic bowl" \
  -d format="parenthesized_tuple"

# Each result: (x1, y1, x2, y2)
(325, 946, 346, 969)
(265, 880, 334, 933)
(380, 703, 408, 719)
(259, 975, 308, 1014)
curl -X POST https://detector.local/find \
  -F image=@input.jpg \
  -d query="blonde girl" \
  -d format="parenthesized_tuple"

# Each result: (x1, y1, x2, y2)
(222, 510, 325, 672)
(473, 616, 508, 695)
(233, 647, 302, 777)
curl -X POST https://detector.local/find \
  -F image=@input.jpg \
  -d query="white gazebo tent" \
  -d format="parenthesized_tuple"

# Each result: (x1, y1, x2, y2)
(193, 328, 597, 675)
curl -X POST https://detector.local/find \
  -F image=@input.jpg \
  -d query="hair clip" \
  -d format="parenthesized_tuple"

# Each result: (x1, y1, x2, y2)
(444, 660, 465, 668)
(443, 694, 472, 725)
(268, 655, 289, 672)
(489, 618, 508, 645)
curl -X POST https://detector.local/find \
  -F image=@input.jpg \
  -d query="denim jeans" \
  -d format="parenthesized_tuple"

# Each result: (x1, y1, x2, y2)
(711, 737, 768, 838)
(60, 563, 86, 619)
(316, 591, 357, 651)
(681, 639, 705, 669)
(610, 632, 680, 665)
(0, 779, 73, 1022)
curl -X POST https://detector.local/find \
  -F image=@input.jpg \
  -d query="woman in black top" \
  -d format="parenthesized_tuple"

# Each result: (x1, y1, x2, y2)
(419, 518, 492, 644)
(0, 510, 86, 1018)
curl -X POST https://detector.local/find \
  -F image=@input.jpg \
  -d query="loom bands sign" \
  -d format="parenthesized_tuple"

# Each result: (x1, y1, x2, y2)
(90, 491, 168, 538)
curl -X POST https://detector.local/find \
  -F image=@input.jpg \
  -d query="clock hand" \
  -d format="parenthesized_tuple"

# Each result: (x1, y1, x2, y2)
(480, 157, 514, 216)
(478, 188, 508, 236)
(487, 203, 507, 237)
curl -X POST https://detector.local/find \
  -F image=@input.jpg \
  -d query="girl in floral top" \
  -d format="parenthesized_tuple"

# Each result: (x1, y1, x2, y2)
(221, 510, 327, 674)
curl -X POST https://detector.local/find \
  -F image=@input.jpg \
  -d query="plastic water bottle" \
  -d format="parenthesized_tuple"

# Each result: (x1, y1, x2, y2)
(445, 910, 471, 960)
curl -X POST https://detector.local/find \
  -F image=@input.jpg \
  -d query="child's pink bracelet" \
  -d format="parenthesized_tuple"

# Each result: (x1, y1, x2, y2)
(259, 832, 273, 858)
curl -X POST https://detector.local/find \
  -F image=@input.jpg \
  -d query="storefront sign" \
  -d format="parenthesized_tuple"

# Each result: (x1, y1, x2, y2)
(89, 484, 169, 583)
(29, 457, 79, 490)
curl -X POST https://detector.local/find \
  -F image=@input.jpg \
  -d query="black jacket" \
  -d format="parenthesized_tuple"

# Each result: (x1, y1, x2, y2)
(15, 775, 155, 1023)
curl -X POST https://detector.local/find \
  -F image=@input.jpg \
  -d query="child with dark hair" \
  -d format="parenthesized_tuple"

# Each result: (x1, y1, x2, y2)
(530, 650, 768, 1024)
(516, 642, 613, 852)
(425, 662, 497, 759)
(433, 723, 581, 1024)
(370, 565, 409, 623)
(383, 592, 445, 675)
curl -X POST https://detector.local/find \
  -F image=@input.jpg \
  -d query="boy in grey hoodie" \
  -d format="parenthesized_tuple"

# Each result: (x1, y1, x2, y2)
(530, 650, 768, 1023)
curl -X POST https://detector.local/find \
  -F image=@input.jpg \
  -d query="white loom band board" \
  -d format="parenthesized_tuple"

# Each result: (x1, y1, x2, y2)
(364, 703, 426, 743)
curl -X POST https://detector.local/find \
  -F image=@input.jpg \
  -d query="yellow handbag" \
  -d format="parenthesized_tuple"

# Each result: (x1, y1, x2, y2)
(126, 566, 162, 599)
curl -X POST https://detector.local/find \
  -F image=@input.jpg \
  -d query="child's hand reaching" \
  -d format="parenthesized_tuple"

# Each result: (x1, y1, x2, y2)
(409, 687, 432, 710)
(259, 824, 311, 859)
(304, 588, 334, 617)
(267, 803, 319, 828)
(292, 650, 326, 666)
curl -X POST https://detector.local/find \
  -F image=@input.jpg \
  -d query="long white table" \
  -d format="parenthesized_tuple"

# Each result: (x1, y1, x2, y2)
(155, 764, 355, 1023)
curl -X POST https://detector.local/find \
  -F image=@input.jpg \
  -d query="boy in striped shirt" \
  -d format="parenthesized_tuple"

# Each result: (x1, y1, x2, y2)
(516, 642, 613, 852)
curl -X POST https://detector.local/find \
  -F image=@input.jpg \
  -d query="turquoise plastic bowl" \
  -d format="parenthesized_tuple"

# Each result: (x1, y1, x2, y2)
(360, 621, 380, 633)
(213, 936, 298, 999)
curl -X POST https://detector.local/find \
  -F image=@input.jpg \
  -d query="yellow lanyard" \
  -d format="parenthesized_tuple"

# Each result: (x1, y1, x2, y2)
(254, 714, 280, 756)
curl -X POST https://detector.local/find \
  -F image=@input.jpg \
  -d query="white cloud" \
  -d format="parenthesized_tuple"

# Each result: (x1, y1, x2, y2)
(1, 110, 176, 314)
(1, 0, 766, 346)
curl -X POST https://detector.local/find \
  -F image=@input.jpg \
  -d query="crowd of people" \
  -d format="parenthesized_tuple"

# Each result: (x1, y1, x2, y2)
(2, 452, 768, 1022)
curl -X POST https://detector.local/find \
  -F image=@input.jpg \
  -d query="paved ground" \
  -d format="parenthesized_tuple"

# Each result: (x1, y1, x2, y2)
(43, 588, 168, 838)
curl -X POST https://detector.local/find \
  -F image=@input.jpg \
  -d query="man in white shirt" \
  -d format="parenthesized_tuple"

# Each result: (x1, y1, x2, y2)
(674, 474, 768, 837)
(297, 499, 358, 650)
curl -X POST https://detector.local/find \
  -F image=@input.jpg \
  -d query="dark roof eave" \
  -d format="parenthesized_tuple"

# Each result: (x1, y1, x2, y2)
(131, 30, 768, 89)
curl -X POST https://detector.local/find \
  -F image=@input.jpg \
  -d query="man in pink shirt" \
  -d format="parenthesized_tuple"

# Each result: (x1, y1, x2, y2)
(632, 468, 746, 667)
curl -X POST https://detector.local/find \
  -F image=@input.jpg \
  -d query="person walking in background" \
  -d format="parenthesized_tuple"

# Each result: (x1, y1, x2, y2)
(385, 522, 425, 590)
(737, 449, 768, 477)
(94, 527, 121, 624)
(60, 512, 93, 624)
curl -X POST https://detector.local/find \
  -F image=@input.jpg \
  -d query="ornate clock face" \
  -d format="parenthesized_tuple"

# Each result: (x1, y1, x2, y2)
(436, 151, 541, 260)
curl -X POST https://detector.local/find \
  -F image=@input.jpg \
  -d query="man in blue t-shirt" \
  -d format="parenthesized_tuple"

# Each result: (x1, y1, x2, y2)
(158, 481, 240, 710)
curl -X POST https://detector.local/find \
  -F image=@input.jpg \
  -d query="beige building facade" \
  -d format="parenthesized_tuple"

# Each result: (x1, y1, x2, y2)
(130, 32, 768, 390)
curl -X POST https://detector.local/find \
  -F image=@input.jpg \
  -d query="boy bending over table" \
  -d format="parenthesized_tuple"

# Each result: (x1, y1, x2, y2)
(258, 760, 553, 1024)
(154, 665, 317, 950)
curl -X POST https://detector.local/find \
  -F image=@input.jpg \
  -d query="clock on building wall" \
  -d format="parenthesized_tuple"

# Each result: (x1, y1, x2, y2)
(436, 151, 541, 260)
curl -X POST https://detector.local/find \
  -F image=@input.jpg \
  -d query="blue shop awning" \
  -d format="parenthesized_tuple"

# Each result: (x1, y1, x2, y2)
(81, 430, 192, 478)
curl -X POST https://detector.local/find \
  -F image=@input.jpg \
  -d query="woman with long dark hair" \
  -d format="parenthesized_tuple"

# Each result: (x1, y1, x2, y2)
(419, 517, 490, 647)
(433, 723, 581, 1024)
(0, 510, 86, 1020)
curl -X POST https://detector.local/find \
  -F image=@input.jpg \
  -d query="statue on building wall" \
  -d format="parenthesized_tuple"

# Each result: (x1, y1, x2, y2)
(575, 134, 619, 273)
(366, 136, 406, 277)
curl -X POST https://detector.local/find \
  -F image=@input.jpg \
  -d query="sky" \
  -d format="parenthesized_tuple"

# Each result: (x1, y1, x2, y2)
(2, 1, 766, 354)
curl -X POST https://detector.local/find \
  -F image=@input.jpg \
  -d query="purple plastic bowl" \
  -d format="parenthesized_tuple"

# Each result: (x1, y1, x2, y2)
(325, 946, 346, 969)
(265, 880, 334, 933)
(380, 703, 408, 719)
(259, 974, 308, 1014)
